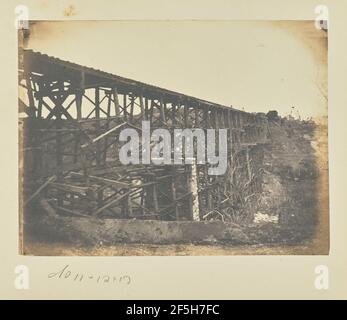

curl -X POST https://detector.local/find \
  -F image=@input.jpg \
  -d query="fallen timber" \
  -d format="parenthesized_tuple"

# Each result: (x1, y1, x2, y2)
(19, 49, 269, 223)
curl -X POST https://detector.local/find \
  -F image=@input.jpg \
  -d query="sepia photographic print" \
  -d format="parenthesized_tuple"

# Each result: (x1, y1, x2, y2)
(18, 20, 329, 256)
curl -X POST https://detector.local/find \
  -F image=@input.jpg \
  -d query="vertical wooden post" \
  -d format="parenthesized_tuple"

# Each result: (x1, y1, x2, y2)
(75, 90, 83, 120)
(106, 92, 112, 118)
(104, 92, 112, 163)
(144, 97, 149, 120)
(171, 167, 179, 220)
(25, 74, 35, 115)
(113, 87, 120, 116)
(172, 103, 176, 126)
(184, 103, 189, 127)
(185, 165, 193, 219)
(95, 87, 103, 207)
(36, 80, 43, 119)
(149, 100, 154, 123)
(160, 96, 166, 122)
(55, 81, 64, 209)
(129, 94, 135, 123)
(139, 92, 145, 119)
(194, 104, 199, 128)
(95, 87, 101, 166)
(123, 94, 127, 120)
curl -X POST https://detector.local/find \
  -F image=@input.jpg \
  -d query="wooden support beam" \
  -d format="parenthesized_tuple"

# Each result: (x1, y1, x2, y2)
(24, 175, 56, 206)
(160, 97, 166, 122)
(70, 172, 130, 189)
(172, 103, 177, 126)
(171, 167, 179, 220)
(81, 122, 126, 149)
(25, 74, 35, 115)
(144, 97, 149, 120)
(139, 92, 145, 118)
(113, 87, 121, 116)
(75, 90, 83, 120)
(37, 82, 43, 119)
(92, 189, 132, 216)
(194, 104, 199, 127)
(185, 165, 193, 219)
(106, 92, 112, 118)
(184, 103, 189, 127)
(123, 94, 128, 120)
(55, 205, 90, 218)
(94, 87, 101, 166)
(129, 95, 135, 122)
(50, 182, 94, 195)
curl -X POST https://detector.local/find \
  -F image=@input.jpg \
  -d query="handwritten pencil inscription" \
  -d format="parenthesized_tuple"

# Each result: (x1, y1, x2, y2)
(48, 265, 131, 286)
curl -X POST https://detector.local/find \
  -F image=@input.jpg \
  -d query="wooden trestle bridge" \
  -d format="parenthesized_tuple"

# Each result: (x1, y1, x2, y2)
(19, 49, 269, 223)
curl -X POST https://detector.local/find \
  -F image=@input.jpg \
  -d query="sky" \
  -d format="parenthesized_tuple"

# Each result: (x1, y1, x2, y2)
(24, 20, 328, 120)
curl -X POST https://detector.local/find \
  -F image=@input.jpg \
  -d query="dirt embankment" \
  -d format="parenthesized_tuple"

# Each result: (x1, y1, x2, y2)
(253, 116, 329, 249)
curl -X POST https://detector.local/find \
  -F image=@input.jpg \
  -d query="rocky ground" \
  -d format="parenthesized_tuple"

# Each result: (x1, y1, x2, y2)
(256, 117, 328, 248)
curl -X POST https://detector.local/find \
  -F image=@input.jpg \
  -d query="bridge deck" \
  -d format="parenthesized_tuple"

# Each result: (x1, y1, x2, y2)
(20, 49, 250, 115)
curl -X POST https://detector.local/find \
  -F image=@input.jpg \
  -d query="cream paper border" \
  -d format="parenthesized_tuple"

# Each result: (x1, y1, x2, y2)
(0, 0, 346, 299)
